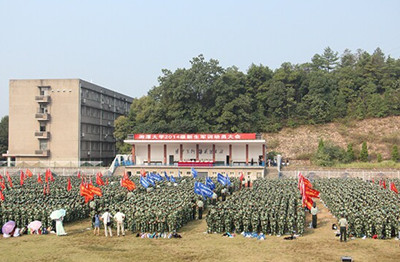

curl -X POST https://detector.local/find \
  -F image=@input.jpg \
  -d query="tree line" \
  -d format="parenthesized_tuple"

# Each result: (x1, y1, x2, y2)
(113, 47, 400, 153)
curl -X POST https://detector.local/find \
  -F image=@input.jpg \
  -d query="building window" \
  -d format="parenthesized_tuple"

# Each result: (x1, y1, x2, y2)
(39, 104, 48, 113)
(38, 86, 50, 95)
(40, 123, 46, 132)
(39, 140, 47, 150)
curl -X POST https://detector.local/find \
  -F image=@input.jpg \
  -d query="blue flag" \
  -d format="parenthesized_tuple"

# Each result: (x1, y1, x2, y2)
(198, 182, 213, 198)
(164, 171, 170, 181)
(217, 173, 226, 186)
(206, 177, 215, 190)
(191, 168, 198, 179)
(225, 174, 231, 186)
(140, 176, 149, 188)
(194, 182, 202, 195)
(147, 175, 155, 186)
(153, 173, 162, 182)
(170, 175, 176, 183)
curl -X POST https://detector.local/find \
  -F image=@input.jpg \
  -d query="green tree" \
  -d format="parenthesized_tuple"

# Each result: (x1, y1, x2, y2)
(377, 153, 383, 163)
(313, 140, 346, 166)
(392, 145, 399, 162)
(0, 116, 8, 159)
(360, 142, 369, 162)
(346, 143, 355, 162)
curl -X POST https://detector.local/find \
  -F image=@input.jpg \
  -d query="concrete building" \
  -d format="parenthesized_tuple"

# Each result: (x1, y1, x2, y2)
(4, 79, 133, 167)
(122, 133, 267, 179)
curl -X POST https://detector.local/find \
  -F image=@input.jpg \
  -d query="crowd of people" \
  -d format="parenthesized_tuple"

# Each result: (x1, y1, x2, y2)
(0, 176, 89, 236)
(314, 178, 400, 239)
(206, 179, 305, 236)
(2, 171, 400, 241)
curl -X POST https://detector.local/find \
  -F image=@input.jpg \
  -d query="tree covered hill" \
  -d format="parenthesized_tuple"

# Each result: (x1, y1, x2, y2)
(115, 47, 400, 153)
(264, 116, 400, 164)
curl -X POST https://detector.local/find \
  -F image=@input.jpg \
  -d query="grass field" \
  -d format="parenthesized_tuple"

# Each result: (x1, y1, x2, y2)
(1, 200, 399, 262)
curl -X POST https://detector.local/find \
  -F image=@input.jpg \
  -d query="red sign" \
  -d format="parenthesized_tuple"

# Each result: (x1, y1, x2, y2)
(133, 133, 256, 140)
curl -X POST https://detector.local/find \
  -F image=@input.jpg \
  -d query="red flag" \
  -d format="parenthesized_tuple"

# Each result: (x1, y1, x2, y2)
(67, 177, 72, 191)
(6, 172, 13, 188)
(88, 183, 102, 197)
(239, 172, 244, 181)
(20, 170, 24, 186)
(77, 171, 81, 179)
(382, 180, 386, 189)
(0, 190, 4, 201)
(106, 178, 109, 185)
(304, 196, 313, 210)
(45, 170, 49, 183)
(26, 169, 33, 178)
(80, 182, 94, 201)
(305, 187, 320, 198)
(121, 176, 136, 191)
(0, 181, 5, 190)
(49, 170, 54, 182)
(140, 169, 146, 177)
(37, 173, 43, 184)
(96, 172, 105, 186)
(390, 182, 398, 194)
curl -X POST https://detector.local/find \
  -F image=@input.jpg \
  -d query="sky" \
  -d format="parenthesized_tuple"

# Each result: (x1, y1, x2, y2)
(0, 0, 399, 117)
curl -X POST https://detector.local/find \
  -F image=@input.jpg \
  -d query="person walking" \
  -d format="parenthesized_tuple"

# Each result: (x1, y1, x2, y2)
(197, 198, 204, 219)
(114, 209, 126, 237)
(311, 202, 318, 228)
(339, 214, 348, 242)
(101, 209, 113, 237)
(93, 212, 100, 236)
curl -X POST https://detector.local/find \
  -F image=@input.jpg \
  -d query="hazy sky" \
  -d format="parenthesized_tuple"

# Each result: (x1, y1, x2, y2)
(1, 0, 399, 117)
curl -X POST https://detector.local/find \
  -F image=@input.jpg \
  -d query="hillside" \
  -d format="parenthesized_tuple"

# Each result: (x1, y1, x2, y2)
(263, 116, 400, 165)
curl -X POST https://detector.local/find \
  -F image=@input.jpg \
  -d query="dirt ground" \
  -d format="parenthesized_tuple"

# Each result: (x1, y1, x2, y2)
(1, 200, 399, 262)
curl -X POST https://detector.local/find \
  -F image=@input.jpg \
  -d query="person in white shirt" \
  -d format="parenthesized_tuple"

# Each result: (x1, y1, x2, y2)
(338, 214, 348, 242)
(114, 209, 126, 237)
(101, 209, 113, 237)
(311, 202, 318, 228)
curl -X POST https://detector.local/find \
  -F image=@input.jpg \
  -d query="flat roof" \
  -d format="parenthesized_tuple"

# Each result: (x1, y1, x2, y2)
(124, 139, 265, 144)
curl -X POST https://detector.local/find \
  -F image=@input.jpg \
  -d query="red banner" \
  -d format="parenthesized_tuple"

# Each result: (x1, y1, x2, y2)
(133, 133, 257, 140)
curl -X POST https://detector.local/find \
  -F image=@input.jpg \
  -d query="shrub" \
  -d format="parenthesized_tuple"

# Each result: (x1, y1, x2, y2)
(392, 145, 399, 162)
(360, 142, 369, 162)
(377, 153, 383, 163)
(312, 139, 346, 166)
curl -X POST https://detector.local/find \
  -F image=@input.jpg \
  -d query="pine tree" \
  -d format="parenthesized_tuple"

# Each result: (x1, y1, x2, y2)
(392, 145, 399, 162)
(377, 153, 382, 163)
(318, 138, 325, 153)
(346, 143, 355, 162)
(360, 142, 369, 162)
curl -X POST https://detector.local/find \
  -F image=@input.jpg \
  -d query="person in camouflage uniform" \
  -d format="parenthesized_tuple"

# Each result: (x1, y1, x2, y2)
(314, 178, 400, 239)
(206, 179, 306, 236)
